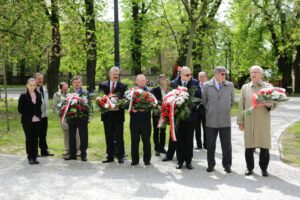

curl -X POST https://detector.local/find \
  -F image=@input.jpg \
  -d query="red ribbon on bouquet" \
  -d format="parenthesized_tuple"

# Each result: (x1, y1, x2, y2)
(60, 93, 86, 123)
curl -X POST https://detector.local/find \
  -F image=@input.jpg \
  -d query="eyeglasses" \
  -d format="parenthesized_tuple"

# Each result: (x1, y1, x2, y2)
(221, 73, 227, 76)
(183, 74, 192, 77)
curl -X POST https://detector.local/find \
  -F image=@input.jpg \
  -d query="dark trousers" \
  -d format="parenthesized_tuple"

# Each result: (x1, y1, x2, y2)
(176, 120, 195, 164)
(245, 148, 269, 171)
(68, 118, 88, 158)
(39, 117, 48, 154)
(207, 127, 232, 168)
(195, 112, 206, 148)
(130, 119, 151, 163)
(103, 116, 125, 159)
(152, 117, 166, 152)
(165, 136, 176, 159)
(22, 121, 41, 160)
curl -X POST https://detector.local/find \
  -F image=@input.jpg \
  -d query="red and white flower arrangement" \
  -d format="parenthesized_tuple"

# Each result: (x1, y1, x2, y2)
(244, 87, 289, 116)
(95, 94, 118, 114)
(158, 86, 191, 141)
(124, 88, 157, 112)
(58, 93, 90, 122)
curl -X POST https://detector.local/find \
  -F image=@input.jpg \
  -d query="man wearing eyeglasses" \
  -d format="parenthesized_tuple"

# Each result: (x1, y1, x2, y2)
(202, 66, 235, 173)
(170, 66, 201, 170)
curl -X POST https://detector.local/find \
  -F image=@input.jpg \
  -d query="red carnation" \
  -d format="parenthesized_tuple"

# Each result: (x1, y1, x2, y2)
(146, 98, 154, 103)
(259, 90, 265, 95)
(135, 98, 141, 103)
(134, 91, 140, 97)
(100, 101, 105, 107)
(267, 90, 272, 95)
(143, 92, 149, 99)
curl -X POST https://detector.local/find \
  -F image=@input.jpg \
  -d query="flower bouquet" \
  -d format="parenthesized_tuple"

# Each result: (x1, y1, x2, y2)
(58, 93, 90, 122)
(244, 87, 289, 116)
(124, 88, 158, 112)
(158, 86, 193, 141)
(95, 94, 118, 114)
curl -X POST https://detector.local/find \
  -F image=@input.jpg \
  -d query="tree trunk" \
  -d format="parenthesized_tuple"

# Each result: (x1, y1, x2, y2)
(85, 0, 97, 93)
(44, 0, 60, 98)
(3, 62, 10, 132)
(278, 53, 293, 90)
(131, 1, 142, 75)
(185, 22, 196, 70)
(293, 45, 300, 93)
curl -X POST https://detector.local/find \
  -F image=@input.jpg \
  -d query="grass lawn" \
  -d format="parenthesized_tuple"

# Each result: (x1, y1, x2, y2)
(280, 120, 300, 167)
(0, 98, 239, 161)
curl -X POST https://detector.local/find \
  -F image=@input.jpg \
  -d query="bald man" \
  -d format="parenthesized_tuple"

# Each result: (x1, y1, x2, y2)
(130, 74, 152, 166)
(170, 66, 201, 170)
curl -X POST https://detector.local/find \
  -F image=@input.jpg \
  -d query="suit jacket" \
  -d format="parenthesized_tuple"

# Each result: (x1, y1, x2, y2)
(130, 86, 151, 123)
(99, 80, 128, 122)
(202, 78, 235, 128)
(150, 86, 163, 118)
(170, 77, 202, 121)
(18, 90, 42, 124)
(36, 86, 49, 118)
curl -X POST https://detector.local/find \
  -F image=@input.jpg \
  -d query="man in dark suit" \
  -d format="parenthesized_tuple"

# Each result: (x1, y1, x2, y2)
(130, 74, 152, 166)
(99, 67, 127, 164)
(194, 71, 208, 150)
(170, 66, 201, 170)
(65, 76, 90, 162)
(150, 74, 168, 156)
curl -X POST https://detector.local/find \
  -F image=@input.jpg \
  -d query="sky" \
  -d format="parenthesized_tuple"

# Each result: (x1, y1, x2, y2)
(103, 0, 232, 22)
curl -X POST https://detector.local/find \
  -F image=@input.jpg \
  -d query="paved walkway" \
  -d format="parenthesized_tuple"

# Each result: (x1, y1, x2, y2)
(1, 98, 300, 200)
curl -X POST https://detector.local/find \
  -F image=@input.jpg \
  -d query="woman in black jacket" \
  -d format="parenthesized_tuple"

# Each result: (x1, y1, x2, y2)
(18, 78, 42, 164)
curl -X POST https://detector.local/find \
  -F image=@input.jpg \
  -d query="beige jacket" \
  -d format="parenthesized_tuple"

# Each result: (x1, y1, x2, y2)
(237, 80, 276, 149)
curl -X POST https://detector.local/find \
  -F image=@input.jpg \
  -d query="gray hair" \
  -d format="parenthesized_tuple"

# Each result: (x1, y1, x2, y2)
(71, 75, 82, 82)
(198, 71, 207, 77)
(34, 72, 43, 79)
(109, 66, 120, 75)
(250, 65, 264, 74)
(180, 66, 191, 74)
(26, 78, 36, 84)
(214, 66, 227, 75)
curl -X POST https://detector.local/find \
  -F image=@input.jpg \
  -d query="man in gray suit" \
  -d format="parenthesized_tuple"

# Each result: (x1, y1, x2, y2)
(202, 66, 235, 173)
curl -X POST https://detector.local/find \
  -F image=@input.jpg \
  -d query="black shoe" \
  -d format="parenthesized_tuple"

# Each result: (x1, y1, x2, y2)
(159, 149, 167, 154)
(64, 156, 77, 160)
(131, 162, 139, 166)
(118, 158, 124, 164)
(195, 146, 202, 150)
(144, 161, 151, 166)
(186, 163, 193, 170)
(81, 157, 87, 162)
(206, 167, 214, 172)
(203, 144, 207, 150)
(224, 167, 231, 173)
(245, 169, 253, 176)
(102, 158, 114, 163)
(28, 159, 35, 165)
(155, 151, 160, 156)
(41, 152, 54, 157)
(176, 163, 183, 169)
(162, 157, 172, 162)
(262, 170, 268, 177)
(33, 159, 40, 164)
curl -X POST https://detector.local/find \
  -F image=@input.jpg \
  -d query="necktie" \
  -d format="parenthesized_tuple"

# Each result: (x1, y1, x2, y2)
(111, 82, 116, 93)
(183, 82, 187, 87)
(40, 87, 44, 99)
(218, 82, 222, 91)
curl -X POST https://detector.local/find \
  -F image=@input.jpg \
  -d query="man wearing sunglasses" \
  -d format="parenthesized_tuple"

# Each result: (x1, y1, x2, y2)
(202, 66, 235, 173)
(170, 66, 201, 170)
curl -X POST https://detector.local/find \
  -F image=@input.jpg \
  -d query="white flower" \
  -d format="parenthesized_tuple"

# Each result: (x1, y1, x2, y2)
(104, 104, 109, 109)
(176, 97, 185, 106)
(110, 97, 118, 104)
(111, 104, 116, 109)
(165, 96, 176, 104)
(179, 92, 189, 100)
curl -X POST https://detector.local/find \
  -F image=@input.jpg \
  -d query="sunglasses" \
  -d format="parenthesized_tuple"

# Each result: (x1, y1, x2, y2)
(183, 74, 192, 77)
(221, 73, 227, 76)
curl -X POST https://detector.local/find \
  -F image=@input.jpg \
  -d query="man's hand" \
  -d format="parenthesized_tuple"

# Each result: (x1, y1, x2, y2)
(239, 124, 244, 131)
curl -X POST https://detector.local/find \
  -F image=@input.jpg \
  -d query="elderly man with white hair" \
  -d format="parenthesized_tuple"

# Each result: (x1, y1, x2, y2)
(99, 67, 128, 164)
(237, 65, 276, 177)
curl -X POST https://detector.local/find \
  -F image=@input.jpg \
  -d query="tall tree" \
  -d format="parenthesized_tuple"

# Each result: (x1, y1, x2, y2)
(85, 0, 97, 92)
(42, 0, 61, 97)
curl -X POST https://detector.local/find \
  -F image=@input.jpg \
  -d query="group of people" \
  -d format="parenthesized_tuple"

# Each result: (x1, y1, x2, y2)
(18, 65, 275, 177)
